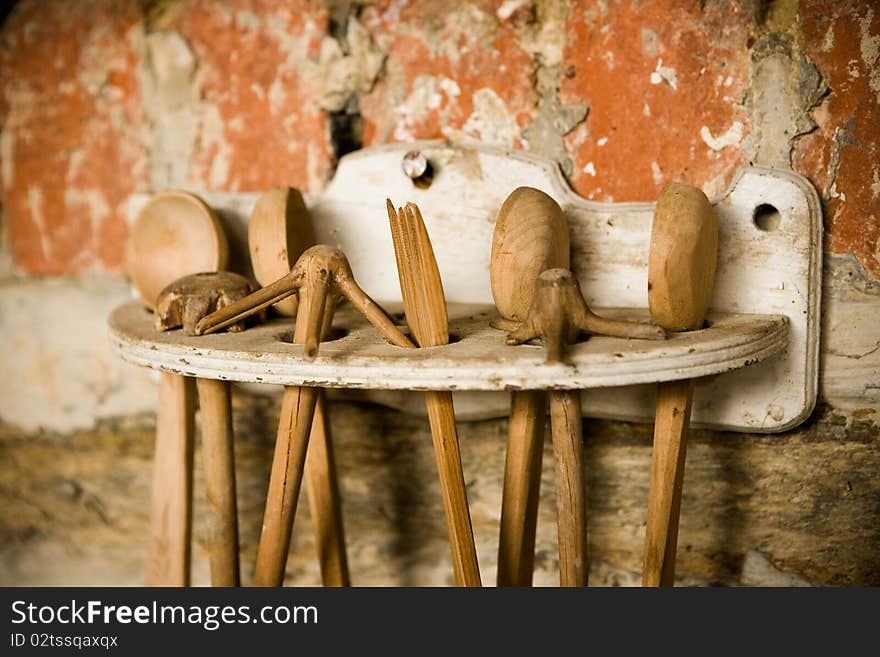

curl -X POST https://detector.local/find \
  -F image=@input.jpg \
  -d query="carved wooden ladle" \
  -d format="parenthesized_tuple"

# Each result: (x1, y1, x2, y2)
(197, 245, 413, 586)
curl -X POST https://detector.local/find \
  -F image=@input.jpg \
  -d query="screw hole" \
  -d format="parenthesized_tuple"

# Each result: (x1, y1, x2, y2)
(753, 203, 781, 231)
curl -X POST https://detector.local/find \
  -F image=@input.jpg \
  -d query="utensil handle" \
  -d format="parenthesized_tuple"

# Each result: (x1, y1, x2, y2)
(497, 390, 547, 586)
(196, 378, 240, 587)
(147, 373, 195, 586)
(254, 384, 319, 586)
(425, 391, 482, 586)
(643, 379, 694, 587)
(549, 390, 588, 587)
(304, 391, 350, 586)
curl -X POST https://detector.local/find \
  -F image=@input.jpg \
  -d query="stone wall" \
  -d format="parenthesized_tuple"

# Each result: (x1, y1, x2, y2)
(0, 0, 877, 585)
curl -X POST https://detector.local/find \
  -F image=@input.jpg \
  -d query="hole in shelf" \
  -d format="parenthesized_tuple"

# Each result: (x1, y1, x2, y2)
(275, 327, 349, 344)
(753, 203, 781, 231)
(400, 332, 463, 348)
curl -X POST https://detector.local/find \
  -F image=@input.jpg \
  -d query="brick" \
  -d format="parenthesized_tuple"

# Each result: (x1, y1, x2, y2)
(179, 0, 331, 193)
(0, 0, 147, 274)
(794, 1, 880, 279)
(360, 0, 537, 148)
(561, 0, 753, 201)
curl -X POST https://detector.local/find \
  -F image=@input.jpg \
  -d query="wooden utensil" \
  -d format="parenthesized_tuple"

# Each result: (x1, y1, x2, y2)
(492, 188, 663, 586)
(128, 191, 229, 311)
(249, 187, 315, 317)
(506, 269, 664, 587)
(387, 200, 481, 587)
(197, 246, 413, 586)
(155, 271, 259, 587)
(490, 187, 568, 586)
(643, 183, 718, 587)
(248, 189, 349, 586)
(128, 191, 228, 586)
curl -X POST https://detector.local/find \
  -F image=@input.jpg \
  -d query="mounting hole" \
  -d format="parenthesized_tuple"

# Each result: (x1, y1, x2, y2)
(275, 327, 348, 344)
(753, 203, 781, 231)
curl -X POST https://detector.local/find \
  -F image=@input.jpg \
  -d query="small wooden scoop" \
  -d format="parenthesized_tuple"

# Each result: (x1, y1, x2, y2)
(643, 183, 718, 587)
(387, 199, 482, 587)
(128, 191, 228, 587)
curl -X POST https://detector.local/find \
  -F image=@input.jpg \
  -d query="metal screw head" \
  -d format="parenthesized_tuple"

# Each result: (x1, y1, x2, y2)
(401, 150, 429, 179)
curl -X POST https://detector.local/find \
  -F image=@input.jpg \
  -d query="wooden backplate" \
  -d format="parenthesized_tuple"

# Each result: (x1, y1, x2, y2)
(124, 141, 822, 433)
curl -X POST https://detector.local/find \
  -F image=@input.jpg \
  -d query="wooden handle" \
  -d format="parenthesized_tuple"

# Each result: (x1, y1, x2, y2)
(425, 391, 482, 587)
(643, 379, 693, 586)
(643, 183, 716, 586)
(304, 391, 350, 587)
(197, 270, 299, 335)
(497, 390, 547, 586)
(196, 378, 240, 587)
(147, 373, 195, 586)
(549, 390, 588, 587)
(253, 384, 319, 586)
(253, 292, 335, 586)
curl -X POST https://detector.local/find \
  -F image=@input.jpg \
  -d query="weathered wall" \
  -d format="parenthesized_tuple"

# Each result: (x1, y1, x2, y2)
(0, 0, 878, 585)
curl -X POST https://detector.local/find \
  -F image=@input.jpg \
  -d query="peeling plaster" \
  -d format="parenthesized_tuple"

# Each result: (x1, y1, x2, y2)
(317, 16, 386, 113)
(701, 121, 744, 151)
(135, 28, 200, 190)
(649, 58, 678, 89)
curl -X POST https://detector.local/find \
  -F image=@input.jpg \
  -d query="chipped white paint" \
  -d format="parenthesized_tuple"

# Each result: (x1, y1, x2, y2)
(200, 104, 233, 189)
(650, 58, 677, 89)
(121, 141, 823, 432)
(447, 88, 519, 148)
(597, 137, 608, 147)
(582, 161, 597, 176)
(701, 121, 744, 151)
(650, 161, 663, 185)
(393, 75, 461, 141)
(27, 185, 52, 262)
(497, 0, 526, 21)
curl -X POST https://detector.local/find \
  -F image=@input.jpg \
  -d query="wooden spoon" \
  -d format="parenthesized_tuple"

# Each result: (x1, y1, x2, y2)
(643, 183, 718, 587)
(128, 191, 228, 310)
(490, 187, 569, 586)
(248, 187, 349, 586)
(248, 187, 315, 317)
(387, 200, 482, 587)
(128, 191, 228, 586)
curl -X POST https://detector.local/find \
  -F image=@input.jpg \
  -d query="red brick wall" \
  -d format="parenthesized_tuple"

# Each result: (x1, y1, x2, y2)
(1, 0, 878, 278)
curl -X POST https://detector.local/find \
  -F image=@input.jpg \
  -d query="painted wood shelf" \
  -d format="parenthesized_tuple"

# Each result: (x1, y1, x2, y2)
(109, 301, 787, 391)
